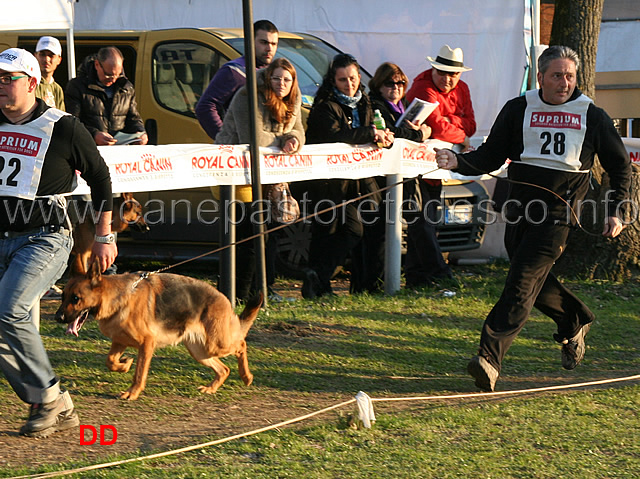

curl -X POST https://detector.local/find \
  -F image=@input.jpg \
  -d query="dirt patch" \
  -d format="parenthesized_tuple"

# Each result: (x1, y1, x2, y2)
(0, 388, 354, 470)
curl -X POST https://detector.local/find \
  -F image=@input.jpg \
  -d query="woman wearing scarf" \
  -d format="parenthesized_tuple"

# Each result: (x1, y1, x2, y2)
(369, 62, 454, 288)
(302, 54, 393, 299)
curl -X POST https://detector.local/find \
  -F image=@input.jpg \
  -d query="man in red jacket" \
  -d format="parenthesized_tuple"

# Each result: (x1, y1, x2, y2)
(406, 44, 476, 150)
(402, 45, 477, 288)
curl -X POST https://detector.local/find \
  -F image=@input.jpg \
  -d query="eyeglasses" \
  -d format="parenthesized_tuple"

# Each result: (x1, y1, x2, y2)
(271, 76, 293, 84)
(0, 75, 28, 85)
(383, 80, 406, 88)
(97, 61, 122, 80)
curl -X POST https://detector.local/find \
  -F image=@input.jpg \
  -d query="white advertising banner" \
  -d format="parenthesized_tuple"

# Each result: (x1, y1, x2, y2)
(73, 139, 484, 195)
(73, 136, 638, 195)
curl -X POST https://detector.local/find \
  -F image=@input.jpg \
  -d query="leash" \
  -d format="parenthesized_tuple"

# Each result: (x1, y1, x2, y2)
(129, 147, 618, 285)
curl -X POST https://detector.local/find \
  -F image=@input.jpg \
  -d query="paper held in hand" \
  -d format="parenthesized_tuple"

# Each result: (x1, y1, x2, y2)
(113, 131, 145, 145)
(395, 98, 439, 128)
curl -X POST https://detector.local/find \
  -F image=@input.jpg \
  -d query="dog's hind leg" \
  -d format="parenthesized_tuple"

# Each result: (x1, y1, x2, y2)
(235, 340, 253, 386)
(106, 342, 134, 373)
(184, 342, 230, 394)
(120, 339, 155, 401)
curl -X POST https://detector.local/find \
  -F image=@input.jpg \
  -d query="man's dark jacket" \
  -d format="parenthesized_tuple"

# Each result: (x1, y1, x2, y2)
(65, 54, 145, 138)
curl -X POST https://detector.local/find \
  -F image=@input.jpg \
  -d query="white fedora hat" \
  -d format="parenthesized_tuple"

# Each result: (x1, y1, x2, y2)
(427, 45, 472, 73)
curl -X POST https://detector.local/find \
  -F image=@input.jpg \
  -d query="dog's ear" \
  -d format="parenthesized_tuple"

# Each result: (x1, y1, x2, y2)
(122, 192, 134, 201)
(88, 258, 102, 286)
(70, 254, 87, 276)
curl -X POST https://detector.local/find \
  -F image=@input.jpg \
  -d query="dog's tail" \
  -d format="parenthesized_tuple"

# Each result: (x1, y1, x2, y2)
(239, 292, 263, 335)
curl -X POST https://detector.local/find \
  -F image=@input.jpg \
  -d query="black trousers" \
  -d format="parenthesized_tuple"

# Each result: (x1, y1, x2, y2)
(307, 202, 384, 294)
(479, 220, 595, 372)
(404, 181, 452, 286)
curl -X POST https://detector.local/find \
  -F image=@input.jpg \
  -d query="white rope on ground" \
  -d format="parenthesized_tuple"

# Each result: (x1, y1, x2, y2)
(8, 373, 639, 479)
(370, 374, 640, 403)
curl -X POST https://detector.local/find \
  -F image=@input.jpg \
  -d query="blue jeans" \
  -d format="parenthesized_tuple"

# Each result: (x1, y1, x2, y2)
(0, 228, 72, 404)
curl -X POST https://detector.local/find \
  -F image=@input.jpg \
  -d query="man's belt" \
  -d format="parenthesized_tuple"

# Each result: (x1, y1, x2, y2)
(0, 224, 72, 239)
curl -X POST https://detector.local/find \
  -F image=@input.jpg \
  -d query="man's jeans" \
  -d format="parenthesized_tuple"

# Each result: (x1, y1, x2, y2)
(0, 229, 72, 404)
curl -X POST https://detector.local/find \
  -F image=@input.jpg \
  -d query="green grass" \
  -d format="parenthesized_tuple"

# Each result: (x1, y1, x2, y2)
(2, 262, 639, 478)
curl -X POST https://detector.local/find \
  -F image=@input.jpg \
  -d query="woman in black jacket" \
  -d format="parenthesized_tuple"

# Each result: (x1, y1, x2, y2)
(369, 62, 454, 288)
(302, 54, 393, 298)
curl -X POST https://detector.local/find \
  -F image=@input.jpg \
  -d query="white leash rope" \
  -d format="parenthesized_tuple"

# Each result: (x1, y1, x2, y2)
(8, 373, 639, 479)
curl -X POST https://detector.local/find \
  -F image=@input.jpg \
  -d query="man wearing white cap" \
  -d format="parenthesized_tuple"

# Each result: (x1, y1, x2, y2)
(35, 36, 65, 110)
(406, 44, 476, 150)
(0, 47, 117, 437)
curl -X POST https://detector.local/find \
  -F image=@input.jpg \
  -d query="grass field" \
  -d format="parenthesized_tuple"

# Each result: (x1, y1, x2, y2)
(1, 261, 639, 478)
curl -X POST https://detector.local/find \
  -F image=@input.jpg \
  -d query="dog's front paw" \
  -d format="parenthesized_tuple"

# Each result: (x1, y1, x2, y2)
(197, 384, 220, 395)
(119, 388, 141, 401)
(241, 372, 253, 387)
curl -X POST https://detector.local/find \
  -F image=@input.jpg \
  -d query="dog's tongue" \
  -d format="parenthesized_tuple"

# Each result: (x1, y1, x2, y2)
(66, 319, 81, 337)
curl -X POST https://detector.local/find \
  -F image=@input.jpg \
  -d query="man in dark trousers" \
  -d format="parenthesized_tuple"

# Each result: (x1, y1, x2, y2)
(436, 45, 631, 392)
(0, 48, 117, 437)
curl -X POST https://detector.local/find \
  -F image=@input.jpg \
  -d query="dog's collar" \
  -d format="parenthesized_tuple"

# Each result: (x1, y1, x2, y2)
(131, 272, 152, 290)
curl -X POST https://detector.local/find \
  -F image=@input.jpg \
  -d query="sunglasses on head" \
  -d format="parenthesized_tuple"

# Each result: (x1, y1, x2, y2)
(383, 80, 406, 88)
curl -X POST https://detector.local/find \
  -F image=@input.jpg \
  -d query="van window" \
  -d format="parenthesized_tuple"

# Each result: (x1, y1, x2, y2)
(152, 42, 227, 117)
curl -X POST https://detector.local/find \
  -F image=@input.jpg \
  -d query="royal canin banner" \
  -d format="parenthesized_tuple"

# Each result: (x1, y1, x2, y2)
(71, 137, 639, 195)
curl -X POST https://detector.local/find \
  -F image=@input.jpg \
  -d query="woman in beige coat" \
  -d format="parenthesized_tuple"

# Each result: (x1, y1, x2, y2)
(216, 57, 305, 301)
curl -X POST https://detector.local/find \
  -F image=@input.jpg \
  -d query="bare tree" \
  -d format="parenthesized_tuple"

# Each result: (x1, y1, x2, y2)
(550, 0, 640, 280)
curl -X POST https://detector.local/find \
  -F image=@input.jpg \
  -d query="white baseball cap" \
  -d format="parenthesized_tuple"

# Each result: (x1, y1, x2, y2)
(0, 48, 42, 84)
(36, 36, 62, 57)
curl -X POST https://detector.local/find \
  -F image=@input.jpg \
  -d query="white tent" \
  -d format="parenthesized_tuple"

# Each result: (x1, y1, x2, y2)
(1, 0, 77, 78)
(7, 0, 73, 31)
(73, 0, 529, 137)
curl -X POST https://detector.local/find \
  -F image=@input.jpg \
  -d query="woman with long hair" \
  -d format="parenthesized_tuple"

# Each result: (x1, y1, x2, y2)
(216, 57, 305, 300)
(217, 57, 303, 152)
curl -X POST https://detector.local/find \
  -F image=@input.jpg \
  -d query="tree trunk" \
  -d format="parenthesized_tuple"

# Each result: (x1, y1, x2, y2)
(547, 0, 639, 280)
(554, 165, 640, 280)
(550, 0, 603, 100)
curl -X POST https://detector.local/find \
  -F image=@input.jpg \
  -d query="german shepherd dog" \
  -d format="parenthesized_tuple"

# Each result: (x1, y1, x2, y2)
(71, 192, 149, 272)
(56, 259, 263, 400)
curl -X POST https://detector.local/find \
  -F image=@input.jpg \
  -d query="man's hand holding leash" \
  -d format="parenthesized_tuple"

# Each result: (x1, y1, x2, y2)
(435, 148, 458, 170)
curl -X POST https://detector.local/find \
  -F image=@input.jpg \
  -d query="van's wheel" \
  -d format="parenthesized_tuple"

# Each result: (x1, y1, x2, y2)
(275, 222, 312, 279)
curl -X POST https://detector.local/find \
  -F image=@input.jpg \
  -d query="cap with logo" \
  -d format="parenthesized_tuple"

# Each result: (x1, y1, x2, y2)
(36, 36, 62, 57)
(0, 48, 41, 84)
